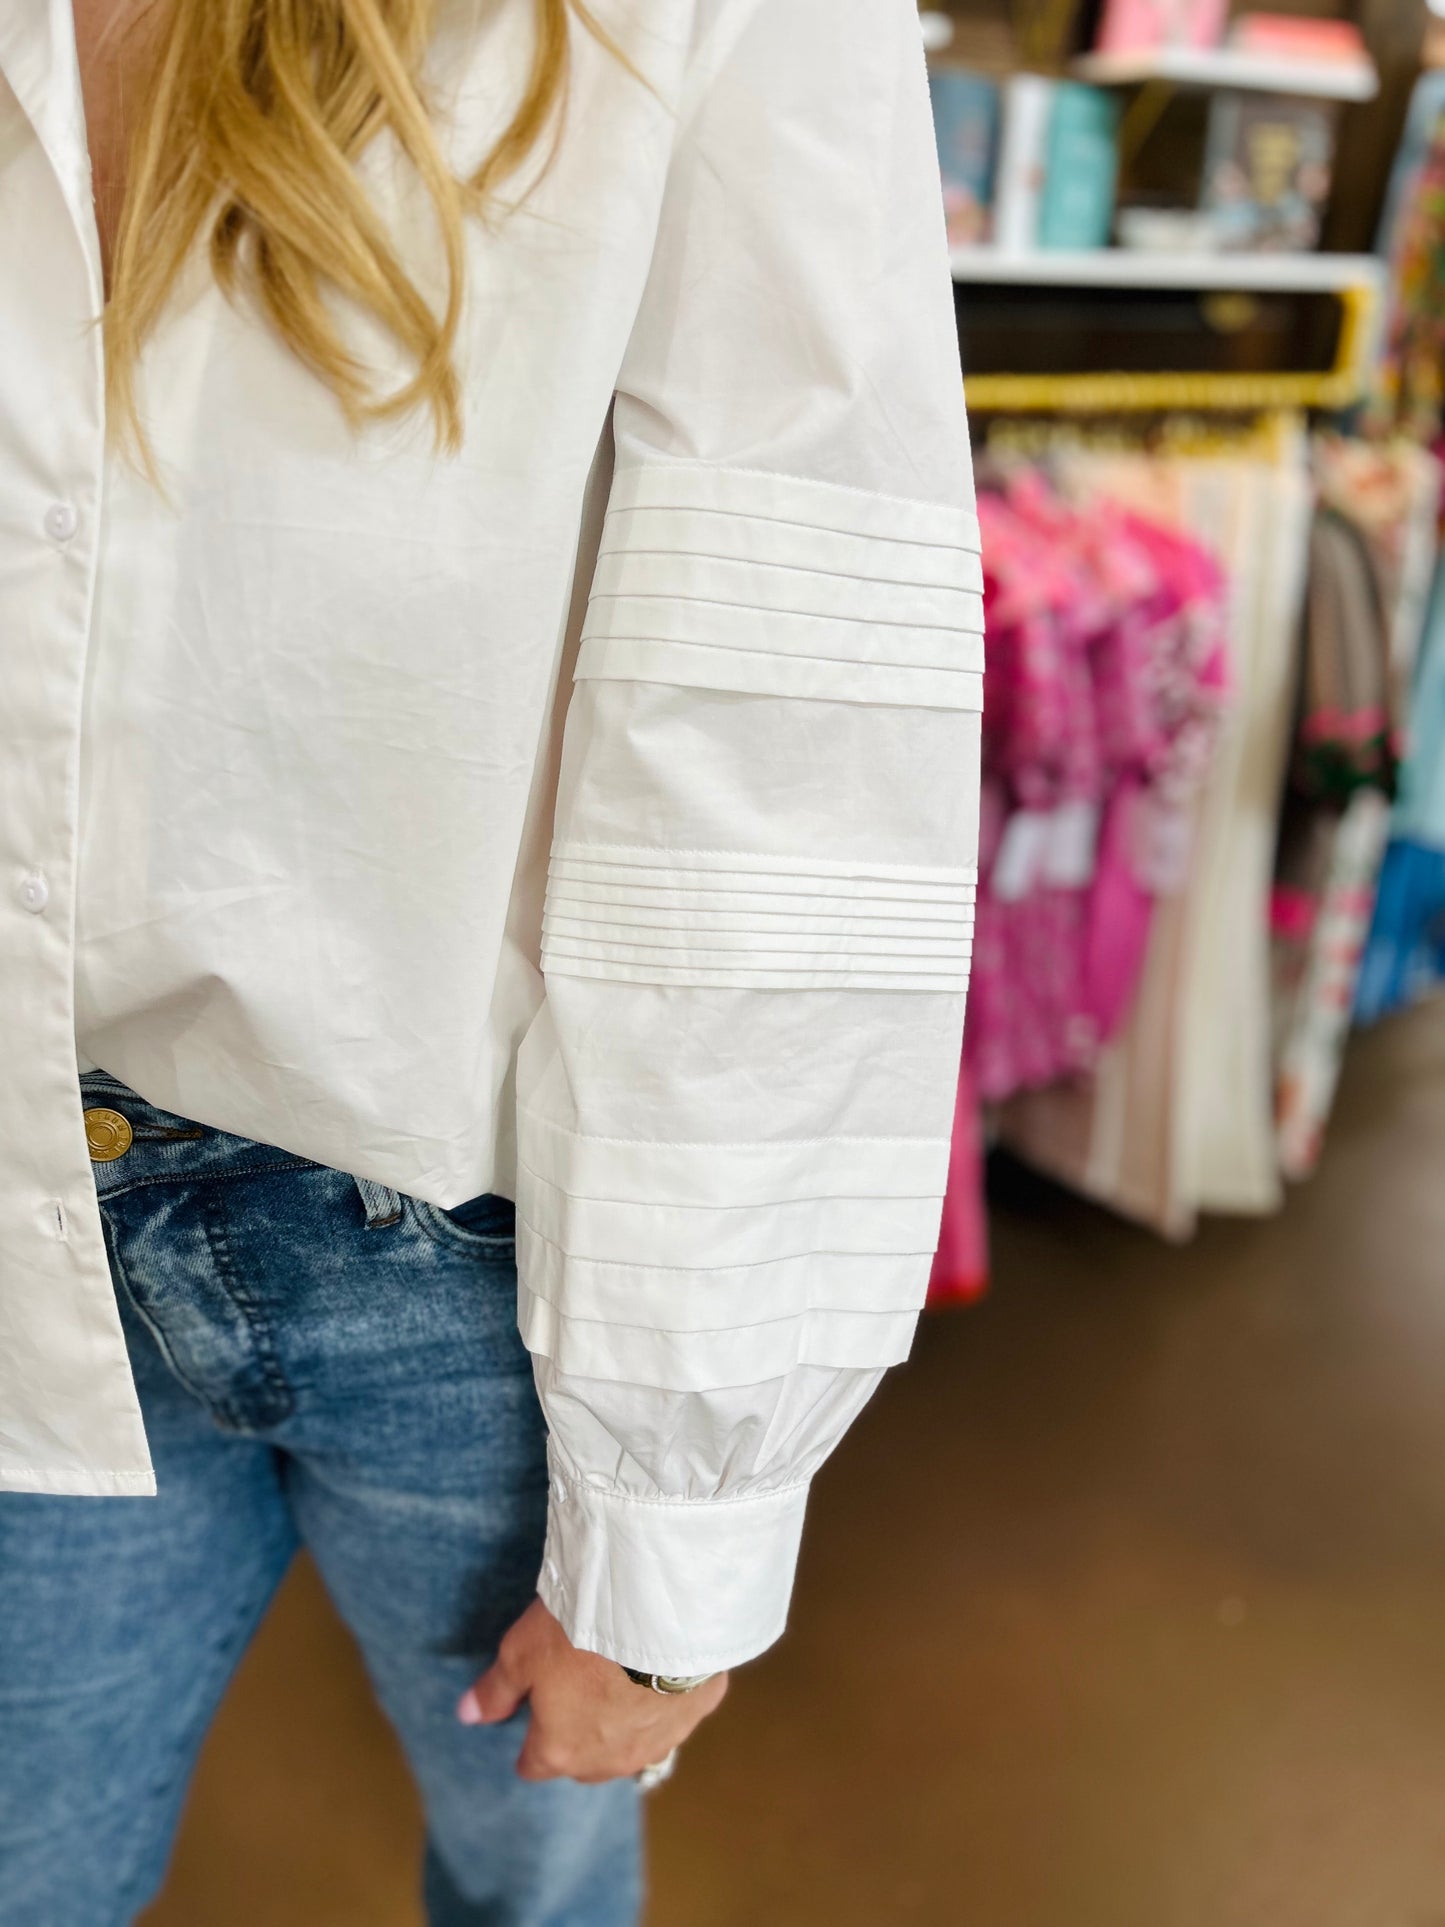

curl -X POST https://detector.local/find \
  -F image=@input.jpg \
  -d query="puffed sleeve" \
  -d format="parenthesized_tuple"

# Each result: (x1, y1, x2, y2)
(514, 0, 982, 1674)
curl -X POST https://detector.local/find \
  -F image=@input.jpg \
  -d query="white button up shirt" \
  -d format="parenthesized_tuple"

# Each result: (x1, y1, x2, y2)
(0, 0, 981, 1674)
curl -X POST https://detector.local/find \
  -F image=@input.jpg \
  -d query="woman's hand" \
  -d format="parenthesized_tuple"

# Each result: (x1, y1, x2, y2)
(457, 1598, 729, 1783)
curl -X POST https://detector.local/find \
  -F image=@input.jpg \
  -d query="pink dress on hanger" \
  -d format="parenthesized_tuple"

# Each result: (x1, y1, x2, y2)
(927, 473, 1228, 1301)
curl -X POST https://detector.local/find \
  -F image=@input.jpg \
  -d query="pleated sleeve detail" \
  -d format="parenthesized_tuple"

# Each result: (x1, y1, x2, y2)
(577, 464, 984, 711)
(513, 0, 981, 1674)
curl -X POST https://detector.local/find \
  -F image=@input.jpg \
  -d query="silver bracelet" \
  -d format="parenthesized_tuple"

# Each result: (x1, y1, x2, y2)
(620, 1666, 715, 1695)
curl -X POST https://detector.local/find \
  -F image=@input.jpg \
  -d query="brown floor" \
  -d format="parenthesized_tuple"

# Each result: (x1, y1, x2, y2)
(142, 1001, 1445, 1927)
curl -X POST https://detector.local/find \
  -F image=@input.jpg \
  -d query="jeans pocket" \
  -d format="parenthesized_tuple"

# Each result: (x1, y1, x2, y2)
(409, 1193, 517, 1257)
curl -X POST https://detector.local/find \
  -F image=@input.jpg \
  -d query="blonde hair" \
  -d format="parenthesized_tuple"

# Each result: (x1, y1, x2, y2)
(107, 0, 618, 457)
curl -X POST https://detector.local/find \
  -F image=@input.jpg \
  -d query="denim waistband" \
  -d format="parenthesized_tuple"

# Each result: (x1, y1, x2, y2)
(74, 1075, 512, 1240)
(77, 1070, 324, 1202)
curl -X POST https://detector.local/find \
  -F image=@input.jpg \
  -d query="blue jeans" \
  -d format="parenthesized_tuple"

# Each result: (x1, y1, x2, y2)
(0, 1072, 641, 1927)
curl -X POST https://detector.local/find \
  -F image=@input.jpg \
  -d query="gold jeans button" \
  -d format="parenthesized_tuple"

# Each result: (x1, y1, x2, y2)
(84, 1107, 134, 1162)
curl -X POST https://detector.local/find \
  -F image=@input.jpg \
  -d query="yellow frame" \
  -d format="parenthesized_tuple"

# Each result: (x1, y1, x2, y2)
(962, 280, 1380, 414)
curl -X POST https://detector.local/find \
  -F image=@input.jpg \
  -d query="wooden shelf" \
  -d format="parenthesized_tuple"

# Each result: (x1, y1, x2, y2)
(950, 248, 1385, 292)
(1071, 46, 1379, 100)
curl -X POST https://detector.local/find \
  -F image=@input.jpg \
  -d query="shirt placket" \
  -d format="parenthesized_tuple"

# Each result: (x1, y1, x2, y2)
(0, 8, 154, 1493)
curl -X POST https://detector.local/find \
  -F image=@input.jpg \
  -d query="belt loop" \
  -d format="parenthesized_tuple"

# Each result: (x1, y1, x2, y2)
(355, 1176, 403, 1227)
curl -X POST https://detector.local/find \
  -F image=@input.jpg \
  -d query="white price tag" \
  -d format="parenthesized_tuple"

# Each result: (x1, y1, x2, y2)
(1043, 800, 1101, 890)
(990, 810, 1052, 903)
(1135, 798, 1195, 896)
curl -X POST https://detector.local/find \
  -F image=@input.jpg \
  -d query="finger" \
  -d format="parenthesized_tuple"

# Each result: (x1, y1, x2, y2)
(458, 1655, 526, 1726)
(515, 1731, 562, 1781)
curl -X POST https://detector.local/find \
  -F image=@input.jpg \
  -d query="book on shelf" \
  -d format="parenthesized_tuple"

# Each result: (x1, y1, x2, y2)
(1037, 83, 1120, 249)
(1225, 13, 1369, 63)
(1199, 94, 1338, 251)
(929, 70, 1121, 256)
(994, 74, 1055, 252)
(929, 67, 1001, 248)
(1091, 0, 1228, 57)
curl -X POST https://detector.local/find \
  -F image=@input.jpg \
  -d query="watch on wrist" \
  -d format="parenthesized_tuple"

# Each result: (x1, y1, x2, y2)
(621, 1666, 715, 1695)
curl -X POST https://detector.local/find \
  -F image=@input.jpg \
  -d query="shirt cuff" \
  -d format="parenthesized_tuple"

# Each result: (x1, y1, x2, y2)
(536, 1447, 810, 1675)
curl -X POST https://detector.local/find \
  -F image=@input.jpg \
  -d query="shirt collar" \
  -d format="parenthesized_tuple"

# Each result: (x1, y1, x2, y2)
(0, 0, 101, 301)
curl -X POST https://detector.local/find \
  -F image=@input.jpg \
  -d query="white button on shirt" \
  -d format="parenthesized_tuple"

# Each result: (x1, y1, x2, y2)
(0, 0, 981, 1673)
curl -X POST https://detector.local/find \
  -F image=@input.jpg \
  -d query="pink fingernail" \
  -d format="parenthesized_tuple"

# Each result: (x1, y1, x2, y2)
(457, 1689, 484, 1725)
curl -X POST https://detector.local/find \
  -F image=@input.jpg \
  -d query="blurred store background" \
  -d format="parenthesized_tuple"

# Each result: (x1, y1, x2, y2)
(143, 2, 1445, 1922)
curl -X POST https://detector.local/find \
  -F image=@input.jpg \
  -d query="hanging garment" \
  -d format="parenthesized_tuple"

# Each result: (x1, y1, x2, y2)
(1000, 422, 1313, 1236)
(1289, 508, 1398, 803)
(964, 475, 1226, 1104)
(1275, 788, 1394, 1176)
(1270, 438, 1441, 1175)
(1356, 837, 1445, 1022)
(1393, 555, 1445, 852)
(1311, 433, 1443, 731)
(1358, 555, 1445, 1023)
(926, 1057, 990, 1306)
